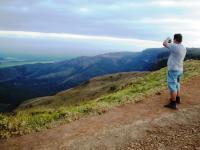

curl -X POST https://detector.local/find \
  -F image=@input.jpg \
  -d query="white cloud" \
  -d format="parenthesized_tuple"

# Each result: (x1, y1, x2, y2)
(0, 0, 199, 55)
(146, 0, 200, 8)
(156, 0, 200, 7)
(135, 17, 200, 47)
(0, 30, 161, 49)
(137, 17, 200, 31)
(79, 7, 90, 13)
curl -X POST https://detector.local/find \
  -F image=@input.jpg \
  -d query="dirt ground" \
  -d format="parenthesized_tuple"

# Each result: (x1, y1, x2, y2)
(1, 76, 200, 150)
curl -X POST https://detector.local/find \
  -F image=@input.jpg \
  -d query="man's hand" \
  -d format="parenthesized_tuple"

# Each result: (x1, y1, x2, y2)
(163, 37, 172, 48)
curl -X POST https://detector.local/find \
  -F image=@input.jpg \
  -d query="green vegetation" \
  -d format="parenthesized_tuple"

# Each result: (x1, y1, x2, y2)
(1, 60, 200, 139)
(18, 72, 148, 109)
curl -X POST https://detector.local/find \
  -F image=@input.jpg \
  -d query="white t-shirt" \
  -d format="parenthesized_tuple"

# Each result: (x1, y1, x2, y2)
(166, 43, 187, 72)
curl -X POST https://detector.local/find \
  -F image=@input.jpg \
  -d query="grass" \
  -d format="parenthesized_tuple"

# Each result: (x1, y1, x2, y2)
(18, 72, 148, 109)
(1, 60, 200, 139)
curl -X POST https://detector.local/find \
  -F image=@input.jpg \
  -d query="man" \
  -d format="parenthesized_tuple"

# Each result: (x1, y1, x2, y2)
(163, 34, 187, 109)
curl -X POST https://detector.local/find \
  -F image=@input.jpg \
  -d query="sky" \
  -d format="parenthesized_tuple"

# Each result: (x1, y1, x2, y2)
(0, 0, 200, 59)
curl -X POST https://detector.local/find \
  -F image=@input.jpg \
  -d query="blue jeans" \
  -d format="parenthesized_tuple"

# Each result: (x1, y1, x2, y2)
(167, 70, 182, 92)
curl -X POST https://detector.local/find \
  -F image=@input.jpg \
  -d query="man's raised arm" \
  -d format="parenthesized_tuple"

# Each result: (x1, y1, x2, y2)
(163, 37, 172, 48)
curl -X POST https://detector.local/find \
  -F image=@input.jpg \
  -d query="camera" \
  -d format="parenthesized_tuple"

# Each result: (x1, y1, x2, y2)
(166, 37, 172, 43)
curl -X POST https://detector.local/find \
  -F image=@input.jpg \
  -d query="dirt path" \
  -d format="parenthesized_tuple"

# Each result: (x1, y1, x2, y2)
(1, 76, 200, 150)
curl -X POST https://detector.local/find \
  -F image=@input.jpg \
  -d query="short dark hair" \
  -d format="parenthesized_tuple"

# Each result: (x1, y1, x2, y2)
(174, 34, 182, 43)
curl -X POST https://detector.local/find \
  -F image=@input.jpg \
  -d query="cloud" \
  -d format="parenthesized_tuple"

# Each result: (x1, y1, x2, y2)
(152, 0, 200, 8)
(0, 30, 161, 48)
(0, 0, 199, 57)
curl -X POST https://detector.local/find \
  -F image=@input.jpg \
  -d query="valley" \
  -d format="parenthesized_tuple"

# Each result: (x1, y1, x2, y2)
(0, 48, 199, 112)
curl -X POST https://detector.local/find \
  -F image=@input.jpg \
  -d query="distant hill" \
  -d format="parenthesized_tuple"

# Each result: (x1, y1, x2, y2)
(0, 48, 199, 112)
(0, 57, 55, 68)
(0, 57, 4, 60)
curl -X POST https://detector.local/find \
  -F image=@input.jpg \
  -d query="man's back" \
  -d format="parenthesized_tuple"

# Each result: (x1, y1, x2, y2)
(167, 43, 187, 72)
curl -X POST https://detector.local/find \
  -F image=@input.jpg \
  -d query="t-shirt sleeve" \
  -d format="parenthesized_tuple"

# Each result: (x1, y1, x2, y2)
(165, 43, 175, 52)
(165, 43, 173, 49)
